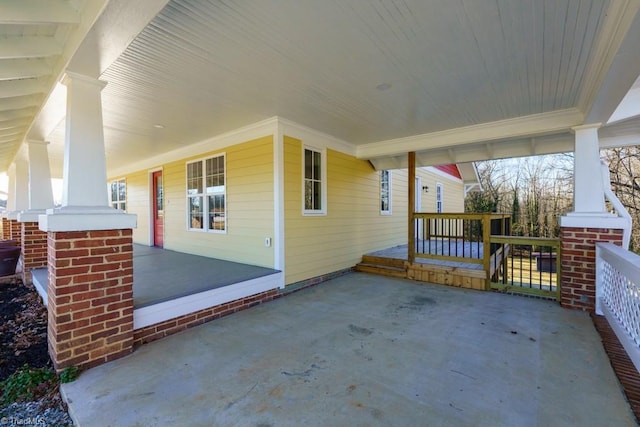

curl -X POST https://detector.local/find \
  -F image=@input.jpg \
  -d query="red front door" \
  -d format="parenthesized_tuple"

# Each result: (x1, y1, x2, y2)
(152, 171, 164, 247)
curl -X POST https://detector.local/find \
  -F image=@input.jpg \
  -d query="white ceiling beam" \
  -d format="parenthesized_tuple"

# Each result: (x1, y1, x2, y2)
(0, 36, 62, 59)
(581, 1, 640, 123)
(0, 108, 37, 122)
(0, 95, 40, 112)
(357, 108, 584, 160)
(485, 143, 494, 159)
(0, 0, 80, 24)
(607, 85, 640, 124)
(0, 129, 23, 138)
(0, 79, 46, 98)
(0, 119, 30, 130)
(0, 59, 50, 80)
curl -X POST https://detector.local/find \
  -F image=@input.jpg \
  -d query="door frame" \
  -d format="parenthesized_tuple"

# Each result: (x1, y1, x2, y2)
(148, 168, 164, 247)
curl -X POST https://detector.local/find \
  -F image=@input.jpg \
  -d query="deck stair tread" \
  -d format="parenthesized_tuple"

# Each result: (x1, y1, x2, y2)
(355, 255, 407, 278)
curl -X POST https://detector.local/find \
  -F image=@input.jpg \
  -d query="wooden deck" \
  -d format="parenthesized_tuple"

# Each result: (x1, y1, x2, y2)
(356, 241, 488, 291)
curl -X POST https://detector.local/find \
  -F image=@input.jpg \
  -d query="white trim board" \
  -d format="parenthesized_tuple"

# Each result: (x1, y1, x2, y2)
(133, 272, 283, 329)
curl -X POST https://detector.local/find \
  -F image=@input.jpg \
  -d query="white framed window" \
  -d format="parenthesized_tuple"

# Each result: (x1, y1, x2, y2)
(303, 147, 326, 215)
(380, 170, 391, 215)
(436, 182, 443, 213)
(187, 154, 226, 232)
(109, 178, 126, 211)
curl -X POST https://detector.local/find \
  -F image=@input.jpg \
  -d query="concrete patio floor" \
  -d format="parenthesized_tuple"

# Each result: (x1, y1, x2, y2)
(61, 273, 636, 426)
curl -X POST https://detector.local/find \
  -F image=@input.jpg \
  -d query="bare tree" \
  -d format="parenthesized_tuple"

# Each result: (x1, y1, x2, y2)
(602, 146, 640, 251)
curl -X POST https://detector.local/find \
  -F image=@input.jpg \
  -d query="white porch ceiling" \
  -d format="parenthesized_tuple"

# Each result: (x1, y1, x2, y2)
(2, 0, 640, 176)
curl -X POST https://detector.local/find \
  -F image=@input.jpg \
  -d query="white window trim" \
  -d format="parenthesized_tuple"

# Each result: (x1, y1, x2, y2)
(436, 182, 444, 213)
(380, 170, 392, 215)
(109, 178, 126, 212)
(186, 153, 227, 234)
(302, 146, 327, 216)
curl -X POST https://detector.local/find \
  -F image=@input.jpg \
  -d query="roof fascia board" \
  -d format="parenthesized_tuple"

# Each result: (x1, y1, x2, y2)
(579, 0, 640, 122)
(357, 108, 583, 160)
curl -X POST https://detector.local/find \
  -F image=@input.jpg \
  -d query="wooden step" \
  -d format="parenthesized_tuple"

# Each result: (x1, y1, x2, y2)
(355, 262, 407, 278)
(360, 255, 406, 269)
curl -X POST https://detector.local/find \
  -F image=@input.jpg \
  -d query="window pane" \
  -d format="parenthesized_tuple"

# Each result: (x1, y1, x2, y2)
(313, 151, 321, 180)
(206, 156, 225, 193)
(189, 196, 203, 229)
(380, 170, 390, 212)
(120, 202, 126, 212)
(208, 194, 225, 231)
(187, 162, 203, 194)
(111, 183, 117, 202)
(313, 181, 321, 210)
(304, 181, 313, 210)
(118, 180, 126, 201)
(304, 149, 313, 179)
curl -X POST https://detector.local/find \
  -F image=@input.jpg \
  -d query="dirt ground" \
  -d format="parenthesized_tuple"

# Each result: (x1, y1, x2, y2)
(0, 278, 66, 411)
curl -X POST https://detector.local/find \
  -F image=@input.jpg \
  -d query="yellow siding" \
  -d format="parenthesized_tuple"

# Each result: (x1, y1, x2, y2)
(284, 136, 408, 285)
(113, 136, 275, 268)
(415, 168, 465, 212)
(123, 170, 150, 243)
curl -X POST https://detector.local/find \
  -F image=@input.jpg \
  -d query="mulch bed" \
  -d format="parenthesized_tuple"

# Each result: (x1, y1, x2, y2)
(0, 278, 68, 415)
(591, 313, 640, 424)
(0, 278, 51, 381)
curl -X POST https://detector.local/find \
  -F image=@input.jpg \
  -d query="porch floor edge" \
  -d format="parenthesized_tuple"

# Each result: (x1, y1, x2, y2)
(591, 313, 640, 424)
(133, 272, 283, 329)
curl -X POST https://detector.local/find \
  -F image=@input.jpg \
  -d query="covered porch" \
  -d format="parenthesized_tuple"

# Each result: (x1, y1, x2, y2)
(31, 244, 282, 344)
(60, 272, 637, 426)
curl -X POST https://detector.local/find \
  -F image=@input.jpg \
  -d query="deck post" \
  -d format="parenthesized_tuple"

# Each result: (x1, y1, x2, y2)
(482, 214, 491, 290)
(408, 152, 416, 264)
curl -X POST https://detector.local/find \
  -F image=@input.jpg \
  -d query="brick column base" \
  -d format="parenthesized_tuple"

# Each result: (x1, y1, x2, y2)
(47, 229, 134, 371)
(9, 219, 21, 246)
(2, 218, 9, 240)
(21, 221, 48, 285)
(560, 227, 623, 312)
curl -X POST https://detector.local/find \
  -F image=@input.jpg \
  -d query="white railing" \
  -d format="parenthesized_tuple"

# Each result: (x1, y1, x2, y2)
(596, 242, 640, 372)
(601, 161, 632, 250)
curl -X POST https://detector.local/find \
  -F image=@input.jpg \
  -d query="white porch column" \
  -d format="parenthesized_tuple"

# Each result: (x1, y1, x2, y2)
(5, 163, 16, 214)
(560, 123, 627, 228)
(559, 123, 627, 312)
(6, 159, 29, 220)
(39, 71, 136, 371)
(39, 71, 136, 231)
(573, 124, 606, 214)
(18, 140, 54, 222)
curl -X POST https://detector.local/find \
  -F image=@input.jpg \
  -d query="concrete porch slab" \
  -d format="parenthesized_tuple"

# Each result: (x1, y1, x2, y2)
(61, 273, 636, 426)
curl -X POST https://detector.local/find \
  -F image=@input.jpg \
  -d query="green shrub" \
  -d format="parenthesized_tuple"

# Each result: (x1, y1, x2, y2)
(1, 364, 56, 405)
(59, 366, 79, 384)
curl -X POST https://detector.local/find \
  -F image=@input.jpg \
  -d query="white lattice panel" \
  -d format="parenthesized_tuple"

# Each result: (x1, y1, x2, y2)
(601, 261, 640, 346)
(597, 243, 640, 372)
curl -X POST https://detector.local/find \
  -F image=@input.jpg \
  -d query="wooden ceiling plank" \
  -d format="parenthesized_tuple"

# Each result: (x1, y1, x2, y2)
(0, 58, 50, 80)
(0, 79, 46, 98)
(0, 0, 79, 25)
(0, 36, 61, 59)
(0, 95, 40, 112)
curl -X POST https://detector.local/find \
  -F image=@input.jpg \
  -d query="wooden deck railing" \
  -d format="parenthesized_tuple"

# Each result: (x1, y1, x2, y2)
(411, 212, 511, 267)
(489, 236, 561, 300)
(410, 213, 560, 298)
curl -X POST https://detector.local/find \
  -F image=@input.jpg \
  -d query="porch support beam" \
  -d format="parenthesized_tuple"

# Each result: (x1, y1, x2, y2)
(18, 140, 55, 284)
(38, 70, 136, 372)
(38, 71, 136, 232)
(408, 152, 415, 264)
(559, 123, 628, 312)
